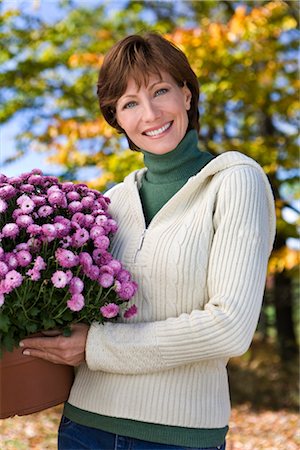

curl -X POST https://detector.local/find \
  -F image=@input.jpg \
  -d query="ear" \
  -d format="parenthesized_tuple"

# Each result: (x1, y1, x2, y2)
(182, 82, 192, 111)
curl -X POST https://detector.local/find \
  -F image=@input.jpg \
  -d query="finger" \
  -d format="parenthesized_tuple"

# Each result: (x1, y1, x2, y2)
(22, 348, 60, 364)
(41, 329, 63, 337)
(19, 336, 60, 350)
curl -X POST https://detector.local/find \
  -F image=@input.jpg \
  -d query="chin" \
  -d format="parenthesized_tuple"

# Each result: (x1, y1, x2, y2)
(147, 138, 181, 154)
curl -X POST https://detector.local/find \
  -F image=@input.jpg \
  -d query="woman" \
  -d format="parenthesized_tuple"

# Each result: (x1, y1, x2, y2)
(20, 32, 276, 450)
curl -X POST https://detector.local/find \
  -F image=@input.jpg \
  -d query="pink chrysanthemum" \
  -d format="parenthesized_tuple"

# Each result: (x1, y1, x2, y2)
(54, 222, 69, 238)
(86, 265, 100, 281)
(106, 219, 118, 233)
(5, 253, 18, 269)
(72, 228, 89, 247)
(66, 191, 80, 201)
(20, 184, 34, 193)
(27, 237, 42, 252)
(98, 252, 113, 265)
(34, 256, 46, 271)
(38, 205, 53, 217)
(66, 270, 73, 283)
(81, 196, 94, 208)
(108, 259, 122, 275)
(15, 243, 29, 251)
(79, 252, 93, 269)
(31, 195, 46, 206)
(68, 201, 83, 213)
(48, 190, 67, 207)
(99, 272, 114, 288)
(94, 214, 108, 226)
(54, 216, 71, 232)
(17, 195, 35, 213)
(2, 223, 19, 238)
(90, 225, 105, 240)
(116, 281, 138, 300)
(5, 270, 23, 290)
(26, 268, 41, 281)
(116, 269, 132, 283)
(51, 270, 69, 288)
(16, 250, 32, 267)
(16, 214, 34, 228)
(67, 293, 85, 312)
(0, 261, 9, 277)
(94, 235, 110, 251)
(42, 224, 57, 238)
(56, 248, 79, 268)
(71, 212, 86, 227)
(12, 208, 24, 220)
(69, 277, 84, 294)
(84, 214, 94, 228)
(124, 304, 138, 319)
(0, 199, 8, 213)
(27, 224, 42, 236)
(0, 185, 17, 200)
(100, 303, 119, 319)
(27, 174, 43, 185)
(61, 182, 75, 192)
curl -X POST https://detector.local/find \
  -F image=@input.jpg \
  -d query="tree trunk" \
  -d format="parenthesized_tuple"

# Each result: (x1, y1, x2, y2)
(273, 234, 298, 362)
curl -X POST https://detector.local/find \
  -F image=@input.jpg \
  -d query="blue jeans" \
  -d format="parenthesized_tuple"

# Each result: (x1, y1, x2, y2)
(58, 416, 226, 450)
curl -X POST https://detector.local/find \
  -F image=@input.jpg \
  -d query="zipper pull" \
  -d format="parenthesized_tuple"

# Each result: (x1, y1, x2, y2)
(134, 229, 146, 262)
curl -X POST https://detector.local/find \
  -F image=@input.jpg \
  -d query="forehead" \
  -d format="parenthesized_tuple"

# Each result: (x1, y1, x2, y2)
(121, 71, 175, 95)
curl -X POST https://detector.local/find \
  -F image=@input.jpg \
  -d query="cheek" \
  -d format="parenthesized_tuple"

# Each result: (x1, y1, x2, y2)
(116, 112, 137, 133)
(116, 116, 126, 132)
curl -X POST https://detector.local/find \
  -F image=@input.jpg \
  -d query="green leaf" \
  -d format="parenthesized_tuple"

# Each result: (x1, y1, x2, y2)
(42, 318, 56, 329)
(0, 315, 10, 333)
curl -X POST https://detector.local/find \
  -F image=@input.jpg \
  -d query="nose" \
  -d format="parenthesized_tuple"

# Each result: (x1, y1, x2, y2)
(142, 99, 161, 122)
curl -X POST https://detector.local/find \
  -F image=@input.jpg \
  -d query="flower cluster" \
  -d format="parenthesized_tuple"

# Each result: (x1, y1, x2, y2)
(0, 170, 138, 353)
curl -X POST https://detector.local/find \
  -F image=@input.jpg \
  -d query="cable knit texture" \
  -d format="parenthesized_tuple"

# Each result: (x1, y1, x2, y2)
(68, 151, 276, 429)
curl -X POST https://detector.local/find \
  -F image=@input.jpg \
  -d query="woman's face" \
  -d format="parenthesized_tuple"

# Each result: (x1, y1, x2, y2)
(116, 72, 192, 154)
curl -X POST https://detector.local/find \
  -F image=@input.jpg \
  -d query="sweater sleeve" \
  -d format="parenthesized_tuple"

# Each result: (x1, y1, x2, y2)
(86, 166, 275, 374)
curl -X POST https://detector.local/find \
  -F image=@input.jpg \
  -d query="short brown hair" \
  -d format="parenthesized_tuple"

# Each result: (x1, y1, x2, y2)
(97, 32, 200, 151)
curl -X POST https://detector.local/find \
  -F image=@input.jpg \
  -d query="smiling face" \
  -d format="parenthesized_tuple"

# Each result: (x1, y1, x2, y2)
(116, 72, 192, 155)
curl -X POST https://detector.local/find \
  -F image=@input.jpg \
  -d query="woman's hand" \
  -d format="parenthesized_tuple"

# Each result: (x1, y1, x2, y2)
(19, 323, 89, 367)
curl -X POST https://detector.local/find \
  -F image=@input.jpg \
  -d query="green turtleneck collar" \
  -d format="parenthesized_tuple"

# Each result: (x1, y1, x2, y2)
(139, 130, 214, 225)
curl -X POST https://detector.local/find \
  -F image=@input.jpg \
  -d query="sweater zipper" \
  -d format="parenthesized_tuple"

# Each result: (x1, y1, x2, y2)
(134, 229, 146, 263)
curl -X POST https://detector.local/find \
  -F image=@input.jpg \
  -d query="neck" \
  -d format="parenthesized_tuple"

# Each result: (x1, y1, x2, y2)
(142, 130, 202, 183)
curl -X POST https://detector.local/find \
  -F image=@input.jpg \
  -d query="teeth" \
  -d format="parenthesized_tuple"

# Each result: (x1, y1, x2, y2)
(145, 122, 171, 137)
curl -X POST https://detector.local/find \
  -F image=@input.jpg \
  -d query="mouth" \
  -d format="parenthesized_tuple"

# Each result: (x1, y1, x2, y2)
(143, 121, 173, 137)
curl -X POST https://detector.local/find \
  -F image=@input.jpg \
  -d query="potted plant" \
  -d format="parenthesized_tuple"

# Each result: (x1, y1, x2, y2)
(0, 169, 138, 418)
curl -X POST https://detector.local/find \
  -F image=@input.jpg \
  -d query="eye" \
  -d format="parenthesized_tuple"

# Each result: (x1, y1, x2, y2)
(154, 88, 169, 97)
(123, 101, 137, 110)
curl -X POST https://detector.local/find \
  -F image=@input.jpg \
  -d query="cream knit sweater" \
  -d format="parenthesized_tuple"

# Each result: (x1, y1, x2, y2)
(68, 151, 276, 429)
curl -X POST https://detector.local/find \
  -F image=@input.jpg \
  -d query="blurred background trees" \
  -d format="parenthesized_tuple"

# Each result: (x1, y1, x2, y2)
(1, 0, 299, 362)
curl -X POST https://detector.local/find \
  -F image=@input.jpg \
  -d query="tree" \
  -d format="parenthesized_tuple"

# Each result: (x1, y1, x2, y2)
(1, 0, 299, 359)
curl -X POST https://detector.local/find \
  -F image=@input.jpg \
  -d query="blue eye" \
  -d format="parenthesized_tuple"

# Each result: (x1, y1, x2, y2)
(155, 88, 168, 97)
(123, 101, 137, 110)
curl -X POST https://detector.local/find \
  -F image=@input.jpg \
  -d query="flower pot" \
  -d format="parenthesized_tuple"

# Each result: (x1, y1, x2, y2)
(0, 346, 74, 419)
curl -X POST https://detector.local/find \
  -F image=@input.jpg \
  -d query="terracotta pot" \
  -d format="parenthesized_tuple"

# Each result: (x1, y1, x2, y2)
(0, 346, 74, 419)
